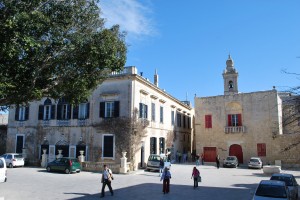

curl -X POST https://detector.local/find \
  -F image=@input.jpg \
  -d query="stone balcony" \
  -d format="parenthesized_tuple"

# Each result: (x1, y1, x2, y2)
(224, 126, 245, 133)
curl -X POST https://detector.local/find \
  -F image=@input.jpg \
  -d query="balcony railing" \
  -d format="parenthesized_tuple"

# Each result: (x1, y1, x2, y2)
(224, 126, 245, 133)
(77, 119, 88, 126)
(57, 120, 70, 127)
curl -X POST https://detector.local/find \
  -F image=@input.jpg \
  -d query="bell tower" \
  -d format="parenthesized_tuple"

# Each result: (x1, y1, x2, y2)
(222, 55, 238, 95)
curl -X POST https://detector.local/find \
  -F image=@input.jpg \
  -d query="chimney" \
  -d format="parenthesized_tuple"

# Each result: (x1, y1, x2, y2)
(154, 69, 159, 87)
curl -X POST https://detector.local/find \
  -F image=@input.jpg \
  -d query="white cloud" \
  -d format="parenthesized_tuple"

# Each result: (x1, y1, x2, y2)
(99, 0, 156, 39)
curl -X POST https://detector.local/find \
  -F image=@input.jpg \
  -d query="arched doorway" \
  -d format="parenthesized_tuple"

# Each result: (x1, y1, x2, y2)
(229, 144, 243, 164)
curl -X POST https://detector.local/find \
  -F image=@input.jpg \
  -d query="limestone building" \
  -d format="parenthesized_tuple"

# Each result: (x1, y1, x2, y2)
(7, 66, 193, 168)
(194, 55, 284, 165)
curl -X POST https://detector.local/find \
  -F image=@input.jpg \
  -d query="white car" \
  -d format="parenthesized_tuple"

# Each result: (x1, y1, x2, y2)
(248, 157, 263, 169)
(0, 157, 7, 183)
(1, 153, 25, 168)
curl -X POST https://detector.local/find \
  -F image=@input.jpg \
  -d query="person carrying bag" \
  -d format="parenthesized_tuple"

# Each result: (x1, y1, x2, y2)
(100, 164, 114, 198)
(191, 166, 200, 188)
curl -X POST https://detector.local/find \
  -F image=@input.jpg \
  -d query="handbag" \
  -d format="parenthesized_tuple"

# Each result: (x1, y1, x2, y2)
(197, 176, 202, 182)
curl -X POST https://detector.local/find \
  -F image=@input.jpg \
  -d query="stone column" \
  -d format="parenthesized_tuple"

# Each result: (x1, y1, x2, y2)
(120, 152, 128, 174)
(41, 149, 48, 167)
(78, 150, 85, 162)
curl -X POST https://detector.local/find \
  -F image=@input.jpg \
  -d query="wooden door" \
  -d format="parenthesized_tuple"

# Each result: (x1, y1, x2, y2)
(229, 144, 243, 164)
(203, 147, 217, 162)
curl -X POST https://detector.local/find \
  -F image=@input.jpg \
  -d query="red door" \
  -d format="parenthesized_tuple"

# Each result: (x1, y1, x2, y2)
(203, 147, 217, 162)
(229, 144, 243, 164)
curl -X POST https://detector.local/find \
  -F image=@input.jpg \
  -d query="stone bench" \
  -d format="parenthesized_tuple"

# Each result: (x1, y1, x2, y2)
(263, 165, 281, 174)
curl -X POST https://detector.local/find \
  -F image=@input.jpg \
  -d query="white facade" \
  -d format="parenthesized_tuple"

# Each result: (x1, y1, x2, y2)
(7, 66, 194, 167)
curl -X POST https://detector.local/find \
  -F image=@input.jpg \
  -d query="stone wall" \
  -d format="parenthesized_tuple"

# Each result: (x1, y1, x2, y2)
(272, 133, 300, 168)
(81, 161, 132, 174)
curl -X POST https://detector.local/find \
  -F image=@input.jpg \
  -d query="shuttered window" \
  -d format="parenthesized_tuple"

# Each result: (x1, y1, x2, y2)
(15, 106, 29, 121)
(257, 143, 266, 157)
(205, 115, 212, 128)
(99, 101, 120, 118)
(139, 103, 148, 119)
(227, 114, 242, 126)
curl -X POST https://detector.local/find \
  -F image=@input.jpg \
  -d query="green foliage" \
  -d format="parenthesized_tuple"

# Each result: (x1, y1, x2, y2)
(0, 0, 127, 106)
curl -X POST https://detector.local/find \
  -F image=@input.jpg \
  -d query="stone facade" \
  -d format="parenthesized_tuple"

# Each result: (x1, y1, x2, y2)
(7, 66, 194, 168)
(194, 55, 300, 167)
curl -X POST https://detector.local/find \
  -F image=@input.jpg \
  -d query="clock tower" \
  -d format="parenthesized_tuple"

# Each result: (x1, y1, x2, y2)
(222, 55, 239, 95)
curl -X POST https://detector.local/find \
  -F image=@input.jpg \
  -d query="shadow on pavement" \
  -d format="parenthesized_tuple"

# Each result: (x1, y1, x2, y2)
(65, 183, 253, 200)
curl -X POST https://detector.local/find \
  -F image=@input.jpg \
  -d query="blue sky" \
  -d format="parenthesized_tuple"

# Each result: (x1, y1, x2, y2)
(0, 1, 298, 115)
(100, 0, 300, 105)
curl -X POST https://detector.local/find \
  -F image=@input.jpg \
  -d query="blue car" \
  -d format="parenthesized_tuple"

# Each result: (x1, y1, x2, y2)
(253, 180, 290, 200)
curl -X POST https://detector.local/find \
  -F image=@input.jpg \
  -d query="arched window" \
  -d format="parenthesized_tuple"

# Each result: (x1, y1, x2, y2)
(228, 81, 234, 89)
(44, 98, 52, 105)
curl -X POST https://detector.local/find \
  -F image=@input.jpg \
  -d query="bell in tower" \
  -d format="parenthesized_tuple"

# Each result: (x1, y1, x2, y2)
(222, 55, 239, 95)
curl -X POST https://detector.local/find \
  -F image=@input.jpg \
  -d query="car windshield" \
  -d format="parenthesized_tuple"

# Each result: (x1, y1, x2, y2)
(148, 155, 160, 161)
(14, 154, 23, 158)
(271, 176, 294, 186)
(250, 159, 259, 162)
(255, 184, 287, 198)
(226, 157, 235, 161)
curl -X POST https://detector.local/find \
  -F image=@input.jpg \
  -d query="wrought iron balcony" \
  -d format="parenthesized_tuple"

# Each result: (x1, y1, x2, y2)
(224, 126, 245, 133)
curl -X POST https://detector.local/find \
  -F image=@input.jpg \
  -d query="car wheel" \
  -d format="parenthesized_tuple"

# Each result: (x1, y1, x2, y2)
(46, 166, 51, 172)
(65, 168, 70, 174)
(76, 170, 80, 173)
(9, 163, 13, 168)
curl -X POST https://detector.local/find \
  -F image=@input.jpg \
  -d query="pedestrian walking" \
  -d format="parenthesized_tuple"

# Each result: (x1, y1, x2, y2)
(216, 155, 220, 169)
(195, 154, 200, 166)
(159, 158, 164, 176)
(100, 164, 114, 198)
(191, 167, 200, 188)
(201, 153, 204, 165)
(160, 167, 171, 194)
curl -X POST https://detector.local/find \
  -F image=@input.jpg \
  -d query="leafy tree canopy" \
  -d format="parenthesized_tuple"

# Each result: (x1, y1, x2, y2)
(0, 0, 127, 107)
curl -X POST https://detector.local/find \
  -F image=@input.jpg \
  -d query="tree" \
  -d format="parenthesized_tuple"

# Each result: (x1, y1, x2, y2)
(0, 0, 127, 107)
(280, 70, 300, 134)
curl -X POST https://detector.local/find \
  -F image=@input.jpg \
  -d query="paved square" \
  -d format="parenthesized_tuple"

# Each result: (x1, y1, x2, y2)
(0, 164, 299, 200)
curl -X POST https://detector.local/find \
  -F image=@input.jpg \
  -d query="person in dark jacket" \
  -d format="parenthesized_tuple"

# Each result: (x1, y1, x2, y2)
(216, 155, 220, 169)
(159, 158, 164, 177)
(160, 167, 171, 194)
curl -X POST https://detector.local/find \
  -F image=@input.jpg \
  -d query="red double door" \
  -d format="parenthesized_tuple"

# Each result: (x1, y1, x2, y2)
(203, 144, 243, 164)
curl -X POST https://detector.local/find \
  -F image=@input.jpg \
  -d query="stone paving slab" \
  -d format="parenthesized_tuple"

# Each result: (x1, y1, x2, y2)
(0, 163, 299, 200)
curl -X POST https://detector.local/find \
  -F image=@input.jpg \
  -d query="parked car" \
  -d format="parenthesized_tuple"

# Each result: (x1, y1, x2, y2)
(223, 156, 239, 168)
(146, 154, 171, 172)
(253, 180, 290, 200)
(0, 153, 25, 168)
(0, 157, 7, 183)
(46, 157, 81, 174)
(248, 157, 263, 169)
(270, 173, 298, 200)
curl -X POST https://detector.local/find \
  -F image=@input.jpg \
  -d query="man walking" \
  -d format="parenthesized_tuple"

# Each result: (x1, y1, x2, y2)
(101, 164, 114, 198)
